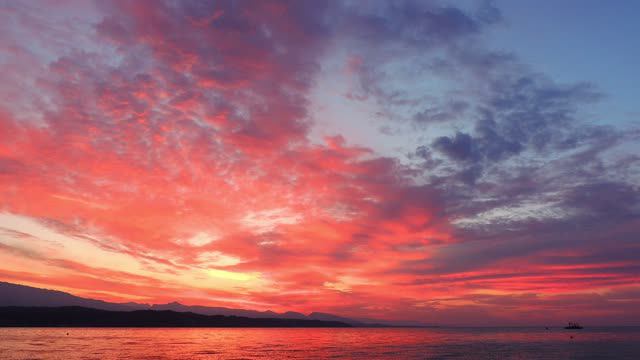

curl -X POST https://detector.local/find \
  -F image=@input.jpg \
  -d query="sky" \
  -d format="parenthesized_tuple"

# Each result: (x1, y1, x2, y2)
(0, 0, 638, 326)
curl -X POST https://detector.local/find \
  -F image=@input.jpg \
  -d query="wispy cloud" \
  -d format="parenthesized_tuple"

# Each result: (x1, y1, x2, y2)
(0, 0, 638, 325)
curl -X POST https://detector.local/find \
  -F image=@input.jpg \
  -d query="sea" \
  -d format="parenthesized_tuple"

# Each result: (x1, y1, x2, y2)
(1, 327, 639, 359)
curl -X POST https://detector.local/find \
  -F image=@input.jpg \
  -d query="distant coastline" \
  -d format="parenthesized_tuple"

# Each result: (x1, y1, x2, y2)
(0, 306, 352, 328)
(1, 281, 429, 327)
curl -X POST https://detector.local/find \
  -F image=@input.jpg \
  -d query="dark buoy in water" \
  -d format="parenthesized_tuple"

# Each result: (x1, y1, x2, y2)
(564, 322, 583, 329)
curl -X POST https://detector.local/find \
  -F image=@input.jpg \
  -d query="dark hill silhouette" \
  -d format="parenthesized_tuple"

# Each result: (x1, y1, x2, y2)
(0, 281, 425, 327)
(149, 301, 308, 320)
(0, 281, 144, 311)
(0, 282, 321, 319)
(0, 306, 351, 327)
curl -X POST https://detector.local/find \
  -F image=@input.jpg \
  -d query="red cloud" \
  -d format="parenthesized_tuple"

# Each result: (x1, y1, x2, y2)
(0, 0, 637, 326)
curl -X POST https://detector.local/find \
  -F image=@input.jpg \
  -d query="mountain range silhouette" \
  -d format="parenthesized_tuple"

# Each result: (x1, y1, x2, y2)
(0, 281, 426, 327)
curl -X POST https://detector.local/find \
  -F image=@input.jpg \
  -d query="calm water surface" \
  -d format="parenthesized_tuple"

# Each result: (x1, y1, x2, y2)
(1, 327, 639, 359)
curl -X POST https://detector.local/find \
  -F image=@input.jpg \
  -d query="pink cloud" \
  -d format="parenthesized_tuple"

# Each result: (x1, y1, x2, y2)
(0, 0, 638, 326)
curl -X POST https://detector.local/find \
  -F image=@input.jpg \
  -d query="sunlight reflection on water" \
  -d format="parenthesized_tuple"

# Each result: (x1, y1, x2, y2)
(1, 327, 640, 359)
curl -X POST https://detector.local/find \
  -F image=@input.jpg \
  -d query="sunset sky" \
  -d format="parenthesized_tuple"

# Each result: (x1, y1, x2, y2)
(1, 0, 639, 326)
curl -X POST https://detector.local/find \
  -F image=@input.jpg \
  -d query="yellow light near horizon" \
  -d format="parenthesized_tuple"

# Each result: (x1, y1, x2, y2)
(207, 269, 259, 282)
